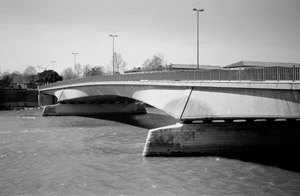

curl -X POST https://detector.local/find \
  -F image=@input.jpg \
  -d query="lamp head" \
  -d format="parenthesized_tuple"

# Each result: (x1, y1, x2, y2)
(192, 8, 204, 12)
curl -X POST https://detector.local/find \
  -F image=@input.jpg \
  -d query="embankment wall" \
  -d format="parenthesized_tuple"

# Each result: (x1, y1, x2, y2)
(0, 90, 38, 109)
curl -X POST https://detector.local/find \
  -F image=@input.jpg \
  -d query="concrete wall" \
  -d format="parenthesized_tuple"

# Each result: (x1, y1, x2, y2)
(181, 87, 300, 120)
(143, 121, 300, 156)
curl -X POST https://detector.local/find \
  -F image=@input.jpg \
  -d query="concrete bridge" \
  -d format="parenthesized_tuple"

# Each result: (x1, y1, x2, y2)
(39, 68, 300, 156)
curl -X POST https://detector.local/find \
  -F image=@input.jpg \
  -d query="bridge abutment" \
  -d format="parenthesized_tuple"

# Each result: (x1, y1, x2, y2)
(38, 92, 57, 106)
(42, 103, 146, 116)
(143, 121, 300, 156)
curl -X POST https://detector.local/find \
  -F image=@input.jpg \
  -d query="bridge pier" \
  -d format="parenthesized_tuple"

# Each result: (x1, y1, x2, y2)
(143, 121, 300, 156)
(42, 102, 146, 116)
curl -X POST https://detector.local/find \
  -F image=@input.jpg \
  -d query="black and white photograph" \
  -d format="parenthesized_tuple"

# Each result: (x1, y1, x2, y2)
(1, 0, 300, 195)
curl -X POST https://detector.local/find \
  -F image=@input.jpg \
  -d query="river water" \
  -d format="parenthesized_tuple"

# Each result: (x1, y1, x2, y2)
(1, 108, 300, 196)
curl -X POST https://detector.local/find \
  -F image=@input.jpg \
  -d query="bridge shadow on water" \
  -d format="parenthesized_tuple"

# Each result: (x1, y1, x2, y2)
(220, 121, 300, 173)
(84, 109, 300, 173)
(84, 108, 179, 130)
(220, 151, 300, 173)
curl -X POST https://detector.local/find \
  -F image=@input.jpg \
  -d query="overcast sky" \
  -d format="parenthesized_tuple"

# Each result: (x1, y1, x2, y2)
(1, 0, 300, 74)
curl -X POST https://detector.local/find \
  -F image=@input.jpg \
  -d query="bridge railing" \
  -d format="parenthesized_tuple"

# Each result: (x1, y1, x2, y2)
(40, 66, 300, 89)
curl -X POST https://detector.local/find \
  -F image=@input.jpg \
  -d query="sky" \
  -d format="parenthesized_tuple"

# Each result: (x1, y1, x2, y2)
(0, 0, 300, 74)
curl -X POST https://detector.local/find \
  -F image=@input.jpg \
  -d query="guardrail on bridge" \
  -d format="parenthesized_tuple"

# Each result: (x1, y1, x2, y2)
(40, 66, 300, 90)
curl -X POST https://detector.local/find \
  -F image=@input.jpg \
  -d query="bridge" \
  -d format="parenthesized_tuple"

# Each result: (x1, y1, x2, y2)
(39, 67, 300, 156)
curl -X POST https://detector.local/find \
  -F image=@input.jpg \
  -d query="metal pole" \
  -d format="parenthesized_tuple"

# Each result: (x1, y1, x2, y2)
(277, 66, 279, 81)
(110, 34, 118, 75)
(72, 52, 78, 76)
(112, 37, 115, 74)
(193, 8, 204, 70)
(293, 65, 295, 82)
(74, 55, 76, 73)
(196, 11, 199, 70)
(51, 61, 56, 83)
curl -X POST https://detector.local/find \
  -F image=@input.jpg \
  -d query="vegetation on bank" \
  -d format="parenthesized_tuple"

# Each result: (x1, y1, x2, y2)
(0, 53, 167, 89)
(0, 66, 63, 90)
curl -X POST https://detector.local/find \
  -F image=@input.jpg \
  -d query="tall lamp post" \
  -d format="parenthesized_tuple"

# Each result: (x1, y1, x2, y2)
(51, 61, 56, 83)
(192, 8, 204, 70)
(72, 52, 78, 76)
(51, 61, 56, 71)
(109, 34, 118, 75)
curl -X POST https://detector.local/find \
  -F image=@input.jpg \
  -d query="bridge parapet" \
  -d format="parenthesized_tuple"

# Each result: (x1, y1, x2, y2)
(40, 67, 300, 90)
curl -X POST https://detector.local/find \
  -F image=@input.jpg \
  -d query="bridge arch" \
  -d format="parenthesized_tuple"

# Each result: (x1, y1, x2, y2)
(39, 80, 300, 121)
(40, 83, 191, 119)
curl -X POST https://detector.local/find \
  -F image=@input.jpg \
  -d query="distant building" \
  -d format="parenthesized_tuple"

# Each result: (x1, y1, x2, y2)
(224, 61, 300, 69)
(124, 64, 222, 73)
(125, 61, 300, 74)
(124, 67, 143, 73)
(168, 64, 222, 70)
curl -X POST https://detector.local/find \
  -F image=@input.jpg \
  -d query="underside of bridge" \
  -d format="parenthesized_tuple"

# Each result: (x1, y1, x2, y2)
(39, 82, 300, 156)
(40, 93, 147, 116)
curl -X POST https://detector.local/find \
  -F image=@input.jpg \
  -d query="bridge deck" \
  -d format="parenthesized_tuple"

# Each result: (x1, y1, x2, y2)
(40, 68, 300, 90)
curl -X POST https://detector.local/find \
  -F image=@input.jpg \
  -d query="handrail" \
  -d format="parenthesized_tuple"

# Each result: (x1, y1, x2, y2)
(40, 67, 300, 90)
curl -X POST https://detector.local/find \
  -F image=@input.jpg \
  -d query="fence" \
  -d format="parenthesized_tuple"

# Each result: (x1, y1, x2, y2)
(40, 66, 300, 90)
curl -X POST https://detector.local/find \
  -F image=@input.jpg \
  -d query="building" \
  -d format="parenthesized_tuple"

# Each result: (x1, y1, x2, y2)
(125, 61, 300, 74)
(224, 61, 300, 69)
(168, 64, 222, 71)
(124, 64, 222, 74)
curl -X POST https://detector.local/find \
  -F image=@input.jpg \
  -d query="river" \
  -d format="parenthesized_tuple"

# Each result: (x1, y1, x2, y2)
(1, 108, 300, 196)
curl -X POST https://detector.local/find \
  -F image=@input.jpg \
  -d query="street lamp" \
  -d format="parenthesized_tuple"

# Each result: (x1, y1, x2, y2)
(51, 61, 56, 83)
(51, 61, 56, 71)
(192, 8, 204, 70)
(109, 34, 118, 75)
(72, 52, 78, 76)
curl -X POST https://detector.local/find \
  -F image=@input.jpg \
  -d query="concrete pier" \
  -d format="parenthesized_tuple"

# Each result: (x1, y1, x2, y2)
(143, 121, 300, 156)
(42, 103, 146, 116)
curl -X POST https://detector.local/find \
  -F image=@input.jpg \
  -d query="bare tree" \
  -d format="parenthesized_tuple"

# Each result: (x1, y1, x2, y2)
(75, 63, 82, 77)
(110, 52, 127, 74)
(23, 66, 37, 76)
(142, 59, 151, 69)
(61, 67, 77, 80)
(82, 64, 91, 77)
(11, 71, 24, 84)
(85, 66, 105, 76)
(23, 66, 38, 83)
(141, 54, 166, 70)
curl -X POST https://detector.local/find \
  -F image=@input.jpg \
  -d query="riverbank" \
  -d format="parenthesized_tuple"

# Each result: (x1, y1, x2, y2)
(0, 89, 38, 110)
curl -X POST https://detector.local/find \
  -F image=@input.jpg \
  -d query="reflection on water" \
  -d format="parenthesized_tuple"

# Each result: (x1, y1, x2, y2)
(0, 108, 300, 196)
